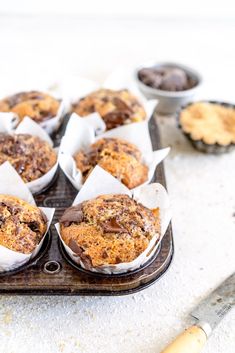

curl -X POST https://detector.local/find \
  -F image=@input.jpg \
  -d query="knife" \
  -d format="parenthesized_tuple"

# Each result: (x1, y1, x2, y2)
(161, 272, 235, 353)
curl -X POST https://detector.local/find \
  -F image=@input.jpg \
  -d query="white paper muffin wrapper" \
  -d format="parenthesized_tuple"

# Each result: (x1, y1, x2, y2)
(0, 162, 55, 273)
(59, 113, 170, 191)
(0, 115, 59, 194)
(39, 98, 68, 135)
(55, 165, 171, 275)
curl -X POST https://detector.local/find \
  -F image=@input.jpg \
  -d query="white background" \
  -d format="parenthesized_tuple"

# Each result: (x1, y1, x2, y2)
(0, 0, 235, 17)
(0, 2, 235, 353)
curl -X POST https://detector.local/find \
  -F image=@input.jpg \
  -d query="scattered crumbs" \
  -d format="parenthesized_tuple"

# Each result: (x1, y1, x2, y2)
(47, 82, 59, 92)
(58, 341, 66, 352)
(75, 340, 81, 348)
(2, 310, 13, 325)
(2, 329, 11, 336)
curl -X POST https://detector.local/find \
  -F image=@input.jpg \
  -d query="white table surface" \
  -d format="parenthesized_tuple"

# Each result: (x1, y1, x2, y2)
(0, 15, 234, 353)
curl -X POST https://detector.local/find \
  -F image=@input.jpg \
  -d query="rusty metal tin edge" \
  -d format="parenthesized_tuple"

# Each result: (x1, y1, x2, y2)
(0, 234, 174, 296)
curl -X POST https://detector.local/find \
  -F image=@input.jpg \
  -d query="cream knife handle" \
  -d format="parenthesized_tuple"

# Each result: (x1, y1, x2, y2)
(160, 325, 207, 353)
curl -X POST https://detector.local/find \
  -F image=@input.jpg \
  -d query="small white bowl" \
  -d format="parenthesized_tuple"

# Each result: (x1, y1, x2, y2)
(135, 61, 202, 115)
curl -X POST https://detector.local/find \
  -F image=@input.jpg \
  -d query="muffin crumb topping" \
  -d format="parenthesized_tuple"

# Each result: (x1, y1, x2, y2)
(180, 102, 235, 145)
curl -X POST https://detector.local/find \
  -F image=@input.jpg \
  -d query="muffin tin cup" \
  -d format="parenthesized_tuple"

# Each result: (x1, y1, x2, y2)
(55, 165, 171, 275)
(0, 162, 55, 273)
(177, 100, 235, 154)
(0, 231, 52, 277)
(0, 115, 59, 194)
(59, 237, 162, 279)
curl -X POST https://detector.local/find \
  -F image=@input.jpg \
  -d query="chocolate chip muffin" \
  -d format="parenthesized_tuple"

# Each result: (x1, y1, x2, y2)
(0, 195, 47, 254)
(60, 194, 160, 268)
(72, 89, 146, 130)
(74, 137, 148, 189)
(0, 133, 57, 182)
(0, 91, 60, 123)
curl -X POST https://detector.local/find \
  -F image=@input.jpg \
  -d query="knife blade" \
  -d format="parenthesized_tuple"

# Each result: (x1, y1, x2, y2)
(161, 272, 235, 353)
(190, 272, 235, 336)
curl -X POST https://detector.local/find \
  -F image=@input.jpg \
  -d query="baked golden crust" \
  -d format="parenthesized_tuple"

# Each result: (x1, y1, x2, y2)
(0, 195, 47, 254)
(74, 137, 148, 189)
(0, 91, 60, 123)
(72, 89, 146, 130)
(60, 194, 160, 267)
(0, 133, 57, 183)
(180, 102, 235, 145)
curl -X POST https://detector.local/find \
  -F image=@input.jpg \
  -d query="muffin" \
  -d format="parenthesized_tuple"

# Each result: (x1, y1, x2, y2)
(179, 102, 235, 153)
(0, 133, 57, 182)
(0, 195, 47, 254)
(74, 137, 148, 189)
(0, 91, 60, 123)
(72, 89, 146, 130)
(60, 194, 160, 268)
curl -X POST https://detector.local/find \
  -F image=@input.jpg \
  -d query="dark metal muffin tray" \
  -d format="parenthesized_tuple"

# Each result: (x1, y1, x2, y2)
(0, 116, 174, 295)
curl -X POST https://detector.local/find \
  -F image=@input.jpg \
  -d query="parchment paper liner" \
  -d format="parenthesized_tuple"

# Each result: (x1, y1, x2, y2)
(55, 166, 171, 274)
(59, 113, 170, 190)
(0, 115, 59, 194)
(0, 162, 55, 272)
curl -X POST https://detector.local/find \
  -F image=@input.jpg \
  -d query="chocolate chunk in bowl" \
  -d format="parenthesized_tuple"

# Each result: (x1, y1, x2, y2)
(135, 62, 202, 114)
(138, 66, 197, 92)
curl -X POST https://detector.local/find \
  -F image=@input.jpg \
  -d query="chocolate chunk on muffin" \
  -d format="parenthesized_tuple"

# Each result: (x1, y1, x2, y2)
(179, 102, 235, 153)
(72, 89, 146, 130)
(0, 195, 47, 254)
(0, 91, 60, 123)
(74, 137, 148, 189)
(60, 194, 160, 268)
(0, 133, 57, 182)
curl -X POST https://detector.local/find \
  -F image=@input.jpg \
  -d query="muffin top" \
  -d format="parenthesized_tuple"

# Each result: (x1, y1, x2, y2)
(0, 133, 57, 182)
(74, 137, 148, 189)
(0, 91, 60, 123)
(0, 195, 47, 254)
(72, 89, 146, 130)
(180, 102, 235, 145)
(60, 194, 160, 268)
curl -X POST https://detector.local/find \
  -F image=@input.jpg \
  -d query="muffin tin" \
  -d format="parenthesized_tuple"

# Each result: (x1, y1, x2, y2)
(0, 115, 174, 296)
